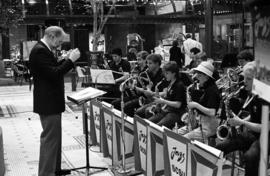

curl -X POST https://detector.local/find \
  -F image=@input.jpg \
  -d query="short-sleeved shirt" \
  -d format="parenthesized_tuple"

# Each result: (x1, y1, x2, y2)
(164, 79, 187, 113)
(140, 68, 168, 92)
(132, 65, 148, 75)
(109, 59, 131, 79)
(198, 80, 221, 115)
(237, 90, 264, 137)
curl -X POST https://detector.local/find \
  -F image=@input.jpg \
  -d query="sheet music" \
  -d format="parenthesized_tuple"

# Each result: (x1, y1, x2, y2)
(90, 69, 115, 84)
(113, 109, 122, 117)
(112, 108, 133, 123)
(67, 87, 106, 104)
(192, 140, 223, 158)
(101, 101, 113, 109)
(145, 119, 164, 132)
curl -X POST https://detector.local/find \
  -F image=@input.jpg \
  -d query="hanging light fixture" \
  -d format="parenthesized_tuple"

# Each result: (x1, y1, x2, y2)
(27, 0, 37, 5)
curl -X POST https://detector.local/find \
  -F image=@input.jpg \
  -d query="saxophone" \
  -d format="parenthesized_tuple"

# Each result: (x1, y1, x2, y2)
(181, 81, 198, 131)
(149, 78, 165, 115)
(216, 85, 245, 140)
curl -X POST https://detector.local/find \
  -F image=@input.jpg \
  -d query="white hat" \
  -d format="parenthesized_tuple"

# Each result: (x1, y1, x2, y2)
(193, 61, 214, 79)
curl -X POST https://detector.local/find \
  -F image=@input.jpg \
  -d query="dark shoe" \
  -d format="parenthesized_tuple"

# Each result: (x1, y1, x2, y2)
(55, 169, 71, 175)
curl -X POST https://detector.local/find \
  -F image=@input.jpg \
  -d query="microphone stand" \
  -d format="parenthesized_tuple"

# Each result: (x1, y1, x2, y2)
(117, 76, 134, 174)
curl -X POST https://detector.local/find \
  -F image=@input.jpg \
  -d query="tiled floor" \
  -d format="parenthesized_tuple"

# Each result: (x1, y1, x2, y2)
(0, 84, 114, 176)
(0, 83, 245, 176)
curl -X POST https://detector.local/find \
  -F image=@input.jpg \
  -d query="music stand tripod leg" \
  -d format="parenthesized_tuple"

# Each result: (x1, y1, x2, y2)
(65, 102, 107, 175)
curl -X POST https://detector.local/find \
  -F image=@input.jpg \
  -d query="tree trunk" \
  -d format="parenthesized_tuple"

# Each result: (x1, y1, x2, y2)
(92, 1, 98, 52)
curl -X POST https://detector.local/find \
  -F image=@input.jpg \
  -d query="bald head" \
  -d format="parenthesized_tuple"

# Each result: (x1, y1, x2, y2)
(43, 26, 67, 50)
(44, 26, 66, 38)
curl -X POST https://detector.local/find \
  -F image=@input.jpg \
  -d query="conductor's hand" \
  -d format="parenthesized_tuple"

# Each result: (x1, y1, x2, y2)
(69, 48, 81, 62)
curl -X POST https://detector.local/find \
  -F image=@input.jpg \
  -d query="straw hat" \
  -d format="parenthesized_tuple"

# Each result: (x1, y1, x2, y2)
(193, 61, 215, 79)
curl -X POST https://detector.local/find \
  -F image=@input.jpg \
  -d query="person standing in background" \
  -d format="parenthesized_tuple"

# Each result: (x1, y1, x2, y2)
(237, 50, 254, 67)
(183, 34, 203, 67)
(29, 26, 81, 176)
(169, 40, 185, 68)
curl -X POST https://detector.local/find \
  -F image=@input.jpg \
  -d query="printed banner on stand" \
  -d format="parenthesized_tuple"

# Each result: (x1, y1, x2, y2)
(134, 115, 149, 173)
(163, 129, 190, 176)
(91, 100, 102, 150)
(146, 121, 165, 176)
(112, 110, 135, 167)
(101, 104, 114, 158)
(188, 141, 223, 176)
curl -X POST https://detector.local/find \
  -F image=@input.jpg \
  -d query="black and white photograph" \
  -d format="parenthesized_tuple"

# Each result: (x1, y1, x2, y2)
(0, 0, 270, 176)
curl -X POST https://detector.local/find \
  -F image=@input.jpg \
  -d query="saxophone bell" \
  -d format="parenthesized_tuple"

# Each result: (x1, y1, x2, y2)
(216, 124, 231, 140)
(181, 112, 189, 124)
(138, 96, 146, 106)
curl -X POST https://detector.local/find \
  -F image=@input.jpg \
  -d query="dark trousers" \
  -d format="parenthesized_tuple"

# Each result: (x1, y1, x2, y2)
(111, 96, 133, 111)
(124, 98, 140, 117)
(39, 114, 62, 176)
(148, 110, 185, 129)
(111, 96, 140, 117)
(135, 103, 154, 119)
(103, 84, 121, 103)
(215, 131, 263, 176)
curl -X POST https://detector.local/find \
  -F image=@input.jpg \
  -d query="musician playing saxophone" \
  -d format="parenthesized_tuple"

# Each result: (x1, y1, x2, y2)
(178, 61, 221, 143)
(135, 54, 167, 118)
(112, 51, 149, 115)
(215, 61, 269, 176)
(147, 61, 187, 129)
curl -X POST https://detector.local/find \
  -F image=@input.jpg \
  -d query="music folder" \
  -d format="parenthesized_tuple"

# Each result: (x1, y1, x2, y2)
(67, 87, 106, 105)
(90, 69, 116, 84)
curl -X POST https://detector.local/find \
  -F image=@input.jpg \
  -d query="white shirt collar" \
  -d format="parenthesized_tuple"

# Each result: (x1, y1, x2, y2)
(40, 38, 52, 51)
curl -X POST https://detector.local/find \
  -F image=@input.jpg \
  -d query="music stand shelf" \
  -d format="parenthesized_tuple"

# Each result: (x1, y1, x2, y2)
(66, 87, 108, 175)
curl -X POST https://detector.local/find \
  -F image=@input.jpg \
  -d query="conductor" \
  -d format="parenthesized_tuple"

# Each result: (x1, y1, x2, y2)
(29, 26, 81, 176)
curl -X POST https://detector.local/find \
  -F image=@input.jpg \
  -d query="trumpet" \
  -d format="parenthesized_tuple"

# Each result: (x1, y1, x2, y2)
(216, 85, 245, 140)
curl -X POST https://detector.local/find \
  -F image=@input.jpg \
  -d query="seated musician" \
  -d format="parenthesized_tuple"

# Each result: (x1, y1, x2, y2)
(135, 54, 167, 119)
(103, 48, 131, 100)
(111, 51, 149, 111)
(109, 48, 131, 83)
(215, 61, 269, 176)
(147, 61, 187, 129)
(178, 61, 221, 143)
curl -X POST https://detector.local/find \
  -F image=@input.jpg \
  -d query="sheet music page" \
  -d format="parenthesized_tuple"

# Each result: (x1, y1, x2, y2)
(90, 69, 115, 84)
(145, 119, 164, 132)
(192, 140, 223, 158)
(101, 101, 113, 109)
(67, 87, 106, 104)
(113, 109, 122, 117)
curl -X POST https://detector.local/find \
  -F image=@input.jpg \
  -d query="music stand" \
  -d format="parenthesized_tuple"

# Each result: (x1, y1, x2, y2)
(67, 87, 108, 175)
